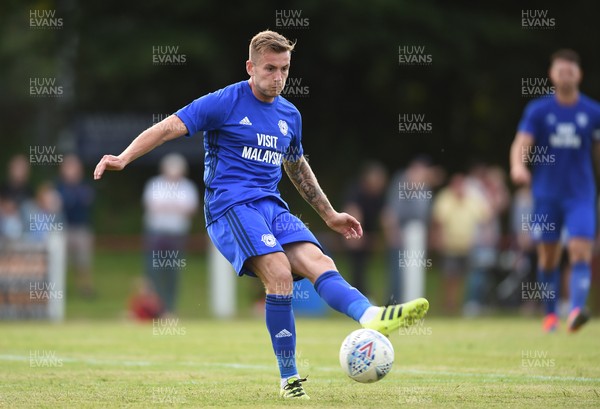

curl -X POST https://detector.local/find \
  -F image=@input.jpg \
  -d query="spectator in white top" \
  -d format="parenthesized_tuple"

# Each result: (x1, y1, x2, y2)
(142, 153, 199, 315)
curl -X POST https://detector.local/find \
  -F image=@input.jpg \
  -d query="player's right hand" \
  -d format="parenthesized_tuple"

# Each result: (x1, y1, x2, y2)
(93, 155, 127, 180)
(510, 164, 531, 186)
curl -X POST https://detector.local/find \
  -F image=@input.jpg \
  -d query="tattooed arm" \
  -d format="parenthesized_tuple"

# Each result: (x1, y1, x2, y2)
(283, 156, 363, 239)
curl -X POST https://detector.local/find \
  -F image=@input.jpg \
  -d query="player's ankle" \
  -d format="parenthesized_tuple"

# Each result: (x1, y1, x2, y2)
(358, 306, 380, 324)
(280, 374, 300, 389)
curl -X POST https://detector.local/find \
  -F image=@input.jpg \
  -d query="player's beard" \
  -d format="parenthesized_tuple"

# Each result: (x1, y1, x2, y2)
(258, 83, 281, 97)
(273, 82, 284, 95)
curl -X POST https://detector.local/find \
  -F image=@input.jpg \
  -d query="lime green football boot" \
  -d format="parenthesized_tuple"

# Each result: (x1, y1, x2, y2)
(280, 376, 310, 400)
(362, 298, 429, 336)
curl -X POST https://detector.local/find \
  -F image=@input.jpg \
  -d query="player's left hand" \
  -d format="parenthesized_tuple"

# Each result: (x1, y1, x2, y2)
(326, 212, 363, 240)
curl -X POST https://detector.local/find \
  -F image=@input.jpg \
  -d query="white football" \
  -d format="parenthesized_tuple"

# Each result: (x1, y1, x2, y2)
(339, 328, 394, 383)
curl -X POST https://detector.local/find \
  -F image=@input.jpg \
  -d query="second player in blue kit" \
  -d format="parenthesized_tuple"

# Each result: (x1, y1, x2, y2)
(511, 49, 600, 333)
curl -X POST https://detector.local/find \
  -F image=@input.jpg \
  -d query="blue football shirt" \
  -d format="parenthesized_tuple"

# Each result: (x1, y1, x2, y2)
(175, 80, 303, 226)
(518, 93, 600, 201)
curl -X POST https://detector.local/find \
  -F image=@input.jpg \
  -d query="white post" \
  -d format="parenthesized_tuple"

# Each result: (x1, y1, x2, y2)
(46, 231, 66, 321)
(208, 241, 236, 318)
(402, 220, 426, 302)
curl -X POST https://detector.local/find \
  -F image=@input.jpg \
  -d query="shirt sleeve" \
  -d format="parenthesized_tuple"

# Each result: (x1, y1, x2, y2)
(517, 100, 541, 140)
(174, 88, 230, 136)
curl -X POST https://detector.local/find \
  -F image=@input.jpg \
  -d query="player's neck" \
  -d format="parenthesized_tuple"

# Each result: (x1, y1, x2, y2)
(555, 89, 579, 106)
(248, 78, 275, 104)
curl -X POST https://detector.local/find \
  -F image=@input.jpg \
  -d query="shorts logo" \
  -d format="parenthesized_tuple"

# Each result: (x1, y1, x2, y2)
(278, 120, 288, 136)
(261, 233, 277, 247)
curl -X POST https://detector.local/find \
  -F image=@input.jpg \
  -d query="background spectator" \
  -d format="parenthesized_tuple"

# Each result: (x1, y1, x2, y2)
(0, 154, 34, 207)
(503, 186, 537, 311)
(0, 194, 23, 240)
(56, 154, 96, 298)
(381, 156, 444, 303)
(431, 173, 490, 315)
(463, 165, 510, 316)
(341, 161, 387, 297)
(142, 153, 199, 316)
(23, 182, 64, 243)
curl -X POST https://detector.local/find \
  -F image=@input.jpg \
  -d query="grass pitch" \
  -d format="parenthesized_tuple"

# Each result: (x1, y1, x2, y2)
(1, 317, 599, 408)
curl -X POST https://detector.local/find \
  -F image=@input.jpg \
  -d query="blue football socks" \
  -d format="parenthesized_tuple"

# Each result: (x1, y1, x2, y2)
(570, 261, 591, 310)
(313, 270, 372, 322)
(265, 294, 297, 380)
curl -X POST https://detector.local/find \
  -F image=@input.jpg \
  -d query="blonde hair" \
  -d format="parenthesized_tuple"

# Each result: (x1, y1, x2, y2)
(249, 30, 295, 62)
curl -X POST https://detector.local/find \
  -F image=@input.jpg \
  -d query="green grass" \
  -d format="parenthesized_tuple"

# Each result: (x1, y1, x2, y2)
(7, 249, 599, 406)
(1, 318, 599, 408)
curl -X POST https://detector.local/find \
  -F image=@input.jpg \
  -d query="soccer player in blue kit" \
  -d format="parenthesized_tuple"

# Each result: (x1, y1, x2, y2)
(510, 49, 600, 333)
(94, 30, 429, 399)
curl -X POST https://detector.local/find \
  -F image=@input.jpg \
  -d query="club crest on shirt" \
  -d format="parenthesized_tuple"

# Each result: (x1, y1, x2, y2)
(261, 233, 277, 247)
(278, 120, 288, 136)
(576, 112, 588, 128)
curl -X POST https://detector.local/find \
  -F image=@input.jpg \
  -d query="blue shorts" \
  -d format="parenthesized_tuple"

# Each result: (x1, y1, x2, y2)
(207, 197, 322, 278)
(530, 197, 596, 242)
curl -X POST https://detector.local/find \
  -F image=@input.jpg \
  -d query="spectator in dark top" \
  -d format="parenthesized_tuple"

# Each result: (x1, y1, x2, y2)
(56, 154, 96, 298)
(0, 154, 34, 207)
(342, 161, 387, 296)
(382, 156, 444, 303)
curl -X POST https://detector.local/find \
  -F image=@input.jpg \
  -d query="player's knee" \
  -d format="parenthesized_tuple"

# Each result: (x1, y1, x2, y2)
(537, 250, 559, 270)
(538, 259, 556, 271)
(568, 240, 593, 264)
(569, 249, 592, 264)
(263, 270, 294, 295)
(318, 253, 336, 271)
